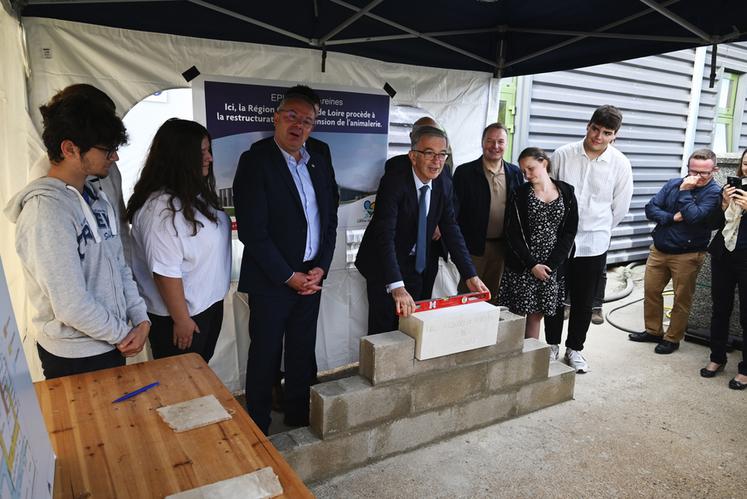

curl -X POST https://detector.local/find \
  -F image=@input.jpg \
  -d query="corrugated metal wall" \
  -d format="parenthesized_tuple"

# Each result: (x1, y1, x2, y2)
(518, 49, 702, 264)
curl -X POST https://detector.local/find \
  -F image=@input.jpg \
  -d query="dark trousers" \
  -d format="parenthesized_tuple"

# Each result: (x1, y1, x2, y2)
(37, 344, 125, 380)
(367, 263, 424, 335)
(245, 290, 321, 434)
(565, 256, 607, 309)
(545, 253, 607, 351)
(710, 251, 747, 375)
(148, 300, 224, 363)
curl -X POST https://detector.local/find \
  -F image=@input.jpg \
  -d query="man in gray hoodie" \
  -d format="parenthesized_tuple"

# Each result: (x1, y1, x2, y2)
(5, 87, 150, 379)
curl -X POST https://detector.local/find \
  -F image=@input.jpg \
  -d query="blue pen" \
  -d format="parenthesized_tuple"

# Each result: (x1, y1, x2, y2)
(112, 381, 160, 403)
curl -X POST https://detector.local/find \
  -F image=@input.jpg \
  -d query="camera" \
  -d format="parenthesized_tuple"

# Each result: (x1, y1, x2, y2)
(726, 176, 746, 189)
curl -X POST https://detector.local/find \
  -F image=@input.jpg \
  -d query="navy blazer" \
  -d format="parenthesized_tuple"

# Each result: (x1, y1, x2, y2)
(452, 156, 524, 256)
(355, 165, 476, 285)
(233, 137, 339, 295)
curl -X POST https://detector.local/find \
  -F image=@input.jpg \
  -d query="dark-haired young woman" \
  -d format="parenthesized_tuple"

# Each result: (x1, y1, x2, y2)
(701, 149, 747, 390)
(499, 147, 578, 346)
(127, 119, 230, 362)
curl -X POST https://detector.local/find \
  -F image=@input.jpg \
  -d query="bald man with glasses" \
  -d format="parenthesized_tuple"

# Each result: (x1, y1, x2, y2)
(629, 149, 722, 354)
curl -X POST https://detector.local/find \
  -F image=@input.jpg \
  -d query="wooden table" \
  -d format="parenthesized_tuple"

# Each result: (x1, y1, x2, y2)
(34, 353, 312, 498)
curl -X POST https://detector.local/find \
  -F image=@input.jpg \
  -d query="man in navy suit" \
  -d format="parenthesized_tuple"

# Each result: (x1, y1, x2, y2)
(356, 126, 488, 334)
(384, 117, 454, 299)
(233, 90, 339, 434)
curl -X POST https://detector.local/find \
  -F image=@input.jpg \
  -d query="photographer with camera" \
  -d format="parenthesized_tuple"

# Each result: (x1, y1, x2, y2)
(700, 149, 747, 390)
(629, 149, 721, 354)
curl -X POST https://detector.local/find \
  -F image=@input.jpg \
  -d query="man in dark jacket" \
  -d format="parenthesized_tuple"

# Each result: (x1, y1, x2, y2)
(385, 116, 453, 299)
(629, 149, 721, 354)
(356, 126, 487, 334)
(453, 122, 524, 301)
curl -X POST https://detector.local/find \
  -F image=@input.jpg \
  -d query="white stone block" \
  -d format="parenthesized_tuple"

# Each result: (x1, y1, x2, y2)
(398, 302, 501, 360)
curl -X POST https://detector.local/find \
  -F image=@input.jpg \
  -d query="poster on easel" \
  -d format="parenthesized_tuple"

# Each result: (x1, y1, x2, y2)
(0, 257, 55, 499)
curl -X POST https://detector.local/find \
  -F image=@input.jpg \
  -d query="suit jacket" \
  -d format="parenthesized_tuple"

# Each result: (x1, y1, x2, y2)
(384, 154, 452, 260)
(233, 137, 339, 295)
(355, 165, 476, 285)
(452, 156, 524, 256)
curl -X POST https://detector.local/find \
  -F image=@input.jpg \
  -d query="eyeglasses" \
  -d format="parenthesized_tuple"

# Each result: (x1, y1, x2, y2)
(91, 145, 118, 160)
(412, 150, 449, 162)
(277, 109, 315, 129)
(688, 170, 713, 178)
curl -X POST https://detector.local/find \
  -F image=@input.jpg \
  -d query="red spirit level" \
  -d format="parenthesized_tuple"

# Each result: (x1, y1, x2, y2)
(399, 291, 492, 316)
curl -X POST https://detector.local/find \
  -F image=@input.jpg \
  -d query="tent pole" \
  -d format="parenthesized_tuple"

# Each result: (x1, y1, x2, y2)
(505, 0, 681, 69)
(638, 0, 711, 41)
(709, 43, 718, 88)
(186, 0, 312, 45)
(329, 0, 496, 69)
(320, 0, 384, 45)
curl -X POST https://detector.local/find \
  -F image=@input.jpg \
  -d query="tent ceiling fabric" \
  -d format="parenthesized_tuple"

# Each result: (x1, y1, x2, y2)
(18, 0, 747, 76)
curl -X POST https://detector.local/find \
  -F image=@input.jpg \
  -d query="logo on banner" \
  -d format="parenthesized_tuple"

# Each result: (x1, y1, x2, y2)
(364, 200, 375, 217)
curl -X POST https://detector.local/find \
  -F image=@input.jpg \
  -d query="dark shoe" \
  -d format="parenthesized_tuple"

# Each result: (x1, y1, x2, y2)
(654, 340, 679, 354)
(700, 361, 726, 378)
(591, 309, 604, 325)
(728, 378, 747, 390)
(628, 331, 662, 343)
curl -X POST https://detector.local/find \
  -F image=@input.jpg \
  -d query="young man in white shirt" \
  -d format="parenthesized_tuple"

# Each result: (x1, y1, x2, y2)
(545, 105, 634, 372)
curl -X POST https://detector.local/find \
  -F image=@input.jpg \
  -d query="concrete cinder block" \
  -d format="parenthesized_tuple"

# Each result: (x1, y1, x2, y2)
(398, 301, 500, 359)
(310, 375, 411, 438)
(359, 331, 415, 385)
(276, 427, 373, 483)
(371, 406, 457, 458)
(516, 360, 575, 415)
(453, 390, 517, 433)
(410, 363, 488, 413)
(496, 309, 526, 354)
(486, 338, 550, 392)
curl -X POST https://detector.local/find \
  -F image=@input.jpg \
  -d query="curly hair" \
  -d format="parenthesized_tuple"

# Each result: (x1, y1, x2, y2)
(126, 119, 221, 235)
(40, 87, 127, 162)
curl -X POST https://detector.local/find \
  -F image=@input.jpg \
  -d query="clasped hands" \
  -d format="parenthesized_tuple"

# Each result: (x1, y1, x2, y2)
(117, 320, 151, 357)
(393, 275, 489, 318)
(287, 267, 325, 295)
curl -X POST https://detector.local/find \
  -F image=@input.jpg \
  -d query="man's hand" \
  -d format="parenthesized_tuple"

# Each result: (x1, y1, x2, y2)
(673, 211, 683, 222)
(287, 271, 311, 292)
(465, 275, 489, 294)
(117, 321, 151, 357)
(432, 226, 442, 241)
(392, 286, 416, 317)
(530, 264, 552, 281)
(298, 267, 324, 296)
(173, 317, 199, 350)
(679, 175, 699, 191)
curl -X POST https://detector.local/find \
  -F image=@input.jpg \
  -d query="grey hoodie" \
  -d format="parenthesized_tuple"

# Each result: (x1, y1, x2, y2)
(5, 177, 148, 358)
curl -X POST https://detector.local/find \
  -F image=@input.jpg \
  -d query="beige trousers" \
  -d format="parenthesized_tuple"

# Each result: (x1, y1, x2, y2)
(643, 246, 705, 342)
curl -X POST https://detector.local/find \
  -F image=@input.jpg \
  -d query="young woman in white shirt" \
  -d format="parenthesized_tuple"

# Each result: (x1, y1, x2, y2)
(127, 119, 231, 362)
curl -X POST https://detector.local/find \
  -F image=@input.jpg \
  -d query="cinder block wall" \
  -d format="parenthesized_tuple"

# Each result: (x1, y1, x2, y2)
(270, 310, 575, 483)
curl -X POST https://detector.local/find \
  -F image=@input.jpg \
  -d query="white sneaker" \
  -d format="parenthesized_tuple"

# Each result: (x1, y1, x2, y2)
(565, 348, 590, 373)
(549, 344, 560, 361)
